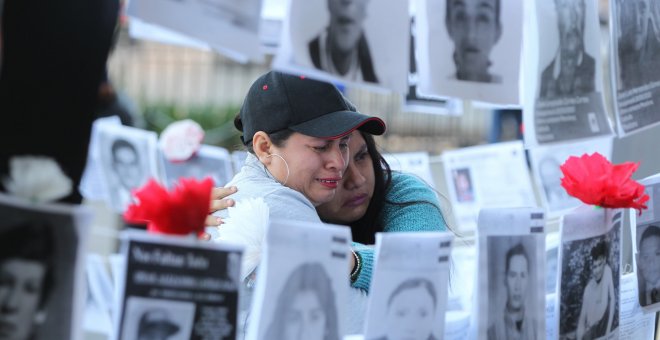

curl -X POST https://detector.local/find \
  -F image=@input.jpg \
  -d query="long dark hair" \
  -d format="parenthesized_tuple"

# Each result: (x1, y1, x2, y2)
(349, 132, 446, 245)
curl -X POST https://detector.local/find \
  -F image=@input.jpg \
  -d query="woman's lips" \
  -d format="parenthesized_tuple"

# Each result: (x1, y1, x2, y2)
(318, 178, 341, 189)
(345, 193, 368, 207)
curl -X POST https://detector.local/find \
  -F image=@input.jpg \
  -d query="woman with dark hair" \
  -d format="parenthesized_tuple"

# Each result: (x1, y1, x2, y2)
(576, 239, 615, 340)
(265, 262, 339, 340)
(0, 222, 55, 340)
(315, 131, 448, 291)
(209, 129, 448, 292)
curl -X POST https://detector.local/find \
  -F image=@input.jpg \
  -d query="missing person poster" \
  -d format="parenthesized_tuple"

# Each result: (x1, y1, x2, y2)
(246, 220, 352, 340)
(609, 0, 660, 136)
(527, 0, 613, 146)
(0, 193, 91, 340)
(363, 232, 454, 340)
(558, 206, 622, 340)
(475, 207, 546, 340)
(632, 174, 660, 311)
(442, 141, 537, 232)
(114, 232, 244, 340)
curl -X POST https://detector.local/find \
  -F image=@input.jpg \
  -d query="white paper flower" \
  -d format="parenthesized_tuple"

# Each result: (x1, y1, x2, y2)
(3, 155, 73, 202)
(159, 119, 205, 162)
(210, 197, 269, 281)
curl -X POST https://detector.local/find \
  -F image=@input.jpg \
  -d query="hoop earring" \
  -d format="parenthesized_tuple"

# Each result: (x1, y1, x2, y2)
(265, 153, 290, 186)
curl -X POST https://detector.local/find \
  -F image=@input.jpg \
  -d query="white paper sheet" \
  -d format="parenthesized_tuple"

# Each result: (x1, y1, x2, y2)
(632, 173, 660, 311)
(113, 231, 244, 340)
(558, 206, 623, 340)
(159, 144, 234, 188)
(363, 232, 453, 340)
(416, 0, 524, 105)
(79, 116, 122, 201)
(246, 220, 352, 340)
(383, 151, 436, 188)
(128, 17, 211, 50)
(0, 193, 92, 340)
(608, 0, 660, 137)
(441, 141, 537, 232)
(529, 136, 613, 217)
(545, 293, 557, 340)
(273, 0, 409, 93)
(96, 124, 159, 213)
(128, 0, 263, 63)
(619, 273, 657, 340)
(524, 0, 613, 146)
(475, 207, 546, 340)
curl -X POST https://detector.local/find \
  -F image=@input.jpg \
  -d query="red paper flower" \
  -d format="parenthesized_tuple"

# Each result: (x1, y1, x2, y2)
(124, 177, 213, 236)
(560, 152, 649, 214)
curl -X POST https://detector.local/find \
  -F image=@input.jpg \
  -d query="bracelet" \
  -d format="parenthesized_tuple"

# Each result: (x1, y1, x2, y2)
(350, 250, 362, 283)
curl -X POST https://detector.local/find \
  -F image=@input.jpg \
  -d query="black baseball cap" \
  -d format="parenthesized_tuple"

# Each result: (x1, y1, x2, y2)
(237, 71, 386, 145)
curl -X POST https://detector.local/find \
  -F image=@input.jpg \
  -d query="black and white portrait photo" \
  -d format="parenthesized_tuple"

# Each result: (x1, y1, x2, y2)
(611, 0, 660, 136)
(416, 0, 523, 104)
(0, 194, 88, 340)
(486, 236, 540, 340)
(636, 224, 660, 307)
(160, 145, 233, 188)
(559, 222, 621, 339)
(369, 277, 440, 340)
(264, 262, 340, 340)
(538, 0, 595, 99)
(531, 0, 612, 145)
(273, 0, 409, 92)
(97, 124, 158, 212)
(120, 297, 195, 340)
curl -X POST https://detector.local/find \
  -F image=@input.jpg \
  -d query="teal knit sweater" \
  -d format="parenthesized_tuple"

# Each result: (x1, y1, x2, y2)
(351, 172, 448, 292)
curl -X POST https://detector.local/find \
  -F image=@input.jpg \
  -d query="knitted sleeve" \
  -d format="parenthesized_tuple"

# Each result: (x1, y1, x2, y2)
(381, 172, 448, 233)
(350, 173, 448, 292)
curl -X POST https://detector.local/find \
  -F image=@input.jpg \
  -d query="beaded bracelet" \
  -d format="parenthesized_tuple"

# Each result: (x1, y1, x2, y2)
(350, 250, 362, 283)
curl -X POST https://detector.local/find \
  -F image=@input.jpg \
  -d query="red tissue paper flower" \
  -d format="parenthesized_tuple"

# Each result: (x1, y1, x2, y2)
(124, 177, 213, 236)
(560, 152, 649, 213)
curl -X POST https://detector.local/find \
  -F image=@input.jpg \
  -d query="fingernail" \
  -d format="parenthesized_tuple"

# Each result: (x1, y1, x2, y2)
(217, 217, 223, 224)
(230, 186, 237, 192)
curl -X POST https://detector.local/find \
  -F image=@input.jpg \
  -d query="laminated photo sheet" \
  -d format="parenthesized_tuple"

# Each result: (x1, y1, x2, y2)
(546, 232, 560, 294)
(404, 15, 461, 116)
(618, 273, 657, 340)
(273, 0, 409, 93)
(441, 141, 537, 232)
(383, 151, 436, 188)
(0, 193, 92, 340)
(609, 0, 660, 137)
(96, 123, 159, 213)
(525, 0, 613, 147)
(159, 144, 234, 189)
(127, 17, 211, 51)
(415, 0, 524, 105)
(246, 220, 352, 340)
(85, 254, 116, 334)
(127, 0, 263, 63)
(529, 136, 613, 217)
(545, 293, 557, 340)
(362, 232, 454, 340)
(558, 206, 623, 340)
(79, 116, 122, 201)
(632, 173, 660, 311)
(113, 231, 244, 340)
(475, 207, 546, 340)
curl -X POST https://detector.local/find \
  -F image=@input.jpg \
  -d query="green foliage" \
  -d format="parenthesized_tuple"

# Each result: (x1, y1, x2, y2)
(141, 103, 244, 151)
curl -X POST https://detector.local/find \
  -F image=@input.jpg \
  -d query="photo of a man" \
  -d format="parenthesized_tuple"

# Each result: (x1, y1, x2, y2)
(308, 0, 379, 83)
(636, 225, 660, 306)
(488, 243, 537, 340)
(617, 0, 660, 89)
(445, 0, 502, 83)
(539, 0, 595, 99)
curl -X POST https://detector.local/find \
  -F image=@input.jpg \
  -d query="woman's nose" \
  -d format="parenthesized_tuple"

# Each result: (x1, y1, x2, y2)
(344, 163, 366, 189)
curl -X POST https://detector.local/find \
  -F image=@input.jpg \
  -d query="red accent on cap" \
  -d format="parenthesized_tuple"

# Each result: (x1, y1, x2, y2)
(262, 85, 268, 90)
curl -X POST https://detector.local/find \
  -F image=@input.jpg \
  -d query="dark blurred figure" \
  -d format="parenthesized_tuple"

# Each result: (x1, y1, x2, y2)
(95, 70, 136, 126)
(0, 0, 119, 203)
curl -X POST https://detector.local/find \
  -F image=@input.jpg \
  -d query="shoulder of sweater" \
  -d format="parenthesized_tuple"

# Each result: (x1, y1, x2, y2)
(387, 171, 438, 201)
